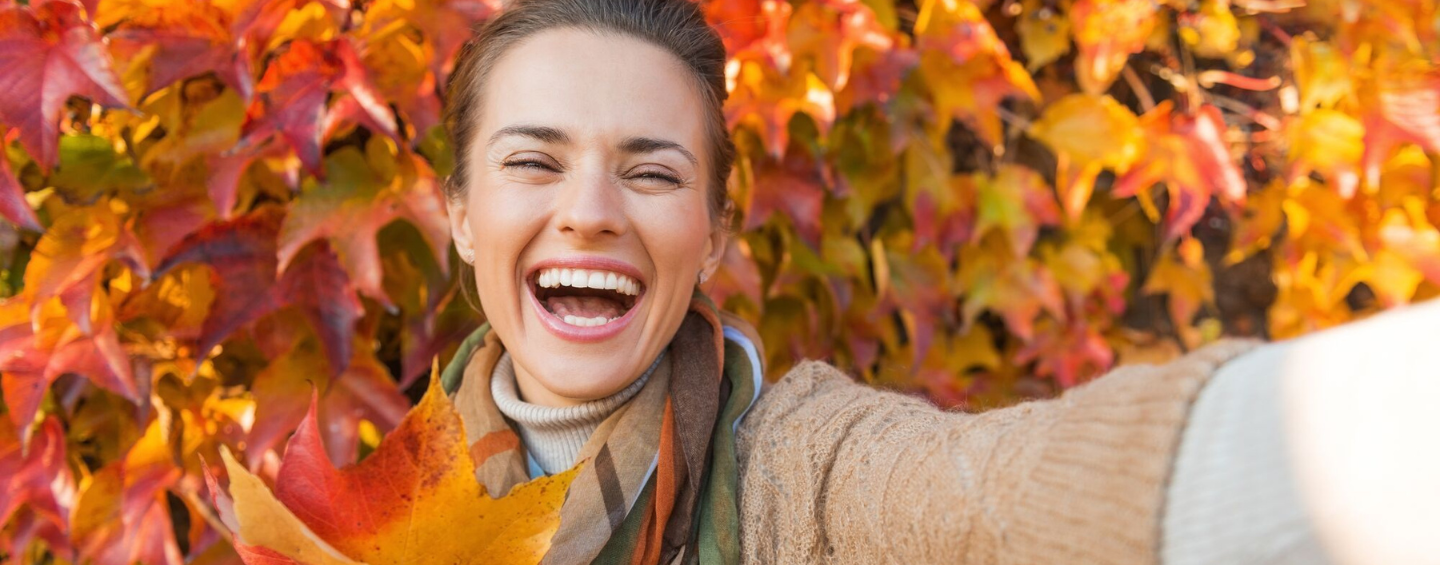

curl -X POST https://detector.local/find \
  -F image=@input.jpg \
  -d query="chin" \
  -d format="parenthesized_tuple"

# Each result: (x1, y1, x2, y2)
(531, 355, 643, 401)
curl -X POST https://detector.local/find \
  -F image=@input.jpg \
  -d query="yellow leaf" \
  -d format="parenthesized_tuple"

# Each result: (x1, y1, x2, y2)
(1028, 94, 1142, 217)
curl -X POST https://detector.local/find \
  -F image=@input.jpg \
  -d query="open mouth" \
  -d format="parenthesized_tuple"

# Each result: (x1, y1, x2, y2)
(530, 267, 644, 327)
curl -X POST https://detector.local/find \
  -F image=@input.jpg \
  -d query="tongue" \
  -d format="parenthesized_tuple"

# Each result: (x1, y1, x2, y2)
(546, 295, 626, 319)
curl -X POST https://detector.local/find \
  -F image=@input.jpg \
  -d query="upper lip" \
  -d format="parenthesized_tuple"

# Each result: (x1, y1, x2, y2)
(524, 256, 647, 288)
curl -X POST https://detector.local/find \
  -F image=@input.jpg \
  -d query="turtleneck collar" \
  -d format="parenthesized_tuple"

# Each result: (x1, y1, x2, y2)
(490, 351, 663, 474)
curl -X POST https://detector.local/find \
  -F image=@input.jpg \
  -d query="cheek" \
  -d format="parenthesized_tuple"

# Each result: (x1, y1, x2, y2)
(464, 187, 540, 305)
(632, 192, 713, 295)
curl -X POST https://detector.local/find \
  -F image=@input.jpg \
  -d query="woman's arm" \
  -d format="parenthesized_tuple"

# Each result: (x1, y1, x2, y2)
(735, 340, 1256, 564)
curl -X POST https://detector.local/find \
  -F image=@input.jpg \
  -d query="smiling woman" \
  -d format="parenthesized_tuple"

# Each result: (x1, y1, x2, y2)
(434, 1, 1438, 564)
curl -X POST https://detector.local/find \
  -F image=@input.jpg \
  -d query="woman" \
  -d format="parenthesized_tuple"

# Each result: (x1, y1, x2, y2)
(436, 1, 1440, 564)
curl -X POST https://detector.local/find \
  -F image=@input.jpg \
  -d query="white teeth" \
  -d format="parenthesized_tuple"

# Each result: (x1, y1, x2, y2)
(533, 267, 641, 296)
(561, 314, 618, 327)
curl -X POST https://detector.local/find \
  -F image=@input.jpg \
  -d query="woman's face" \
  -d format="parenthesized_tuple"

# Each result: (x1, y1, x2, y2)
(447, 28, 724, 406)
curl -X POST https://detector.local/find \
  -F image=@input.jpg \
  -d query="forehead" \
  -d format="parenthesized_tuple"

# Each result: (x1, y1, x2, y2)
(478, 27, 707, 151)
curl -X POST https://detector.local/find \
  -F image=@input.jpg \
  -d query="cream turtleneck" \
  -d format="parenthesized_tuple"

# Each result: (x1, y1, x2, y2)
(490, 351, 661, 474)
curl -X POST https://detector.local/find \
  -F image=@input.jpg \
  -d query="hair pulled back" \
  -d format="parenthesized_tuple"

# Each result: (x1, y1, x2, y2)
(443, 0, 736, 220)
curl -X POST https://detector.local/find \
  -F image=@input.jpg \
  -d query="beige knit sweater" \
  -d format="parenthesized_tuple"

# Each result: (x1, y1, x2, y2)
(734, 339, 1258, 565)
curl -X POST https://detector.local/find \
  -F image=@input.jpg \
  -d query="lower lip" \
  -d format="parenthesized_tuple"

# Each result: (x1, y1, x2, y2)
(527, 284, 642, 343)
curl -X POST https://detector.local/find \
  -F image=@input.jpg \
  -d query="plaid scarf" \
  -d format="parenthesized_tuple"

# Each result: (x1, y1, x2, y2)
(441, 293, 763, 565)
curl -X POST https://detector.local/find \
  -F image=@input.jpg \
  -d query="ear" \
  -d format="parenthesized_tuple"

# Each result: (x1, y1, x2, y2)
(446, 191, 475, 263)
(698, 206, 731, 283)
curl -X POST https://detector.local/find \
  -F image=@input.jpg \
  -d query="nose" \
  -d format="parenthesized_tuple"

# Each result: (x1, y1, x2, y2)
(554, 165, 627, 241)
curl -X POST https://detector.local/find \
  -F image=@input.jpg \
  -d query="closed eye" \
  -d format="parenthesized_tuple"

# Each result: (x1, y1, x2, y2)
(632, 171, 682, 184)
(503, 158, 559, 172)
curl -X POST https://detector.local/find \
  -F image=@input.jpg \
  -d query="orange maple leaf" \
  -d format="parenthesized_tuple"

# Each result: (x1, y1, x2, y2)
(208, 371, 581, 565)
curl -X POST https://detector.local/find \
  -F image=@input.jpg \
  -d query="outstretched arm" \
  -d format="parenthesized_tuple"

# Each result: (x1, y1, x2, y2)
(736, 338, 1255, 564)
(736, 298, 1440, 564)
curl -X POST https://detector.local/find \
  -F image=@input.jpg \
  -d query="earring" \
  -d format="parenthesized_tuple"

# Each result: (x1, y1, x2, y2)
(697, 270, 708, 285)
(459, 248, 474, 264)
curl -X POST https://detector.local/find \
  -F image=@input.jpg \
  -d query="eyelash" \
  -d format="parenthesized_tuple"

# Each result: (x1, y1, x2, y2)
(502, 158, 682, 185)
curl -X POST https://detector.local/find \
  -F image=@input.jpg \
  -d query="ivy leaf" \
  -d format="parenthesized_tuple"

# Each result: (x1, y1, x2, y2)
(1143, 237, 1216, 348)
(361, 0, 501, 80)
(1027, 93, 1142, 218)
(238, 39, 396, 177)
(22, 203, 149, 333)
(1016, 316, 1114, 387)
(49, 133, 152, 205)
(246, 336, 409, 468)
(0, 130, 42, 231)
(707, 238, 765, 311)
(212, 373, 582, 565)
(277, 142, 451, 310)
(1017, 0, 1072, 71)
(154, 208, 363, 375)
(834, 43, 918, 114)
(0, 0, 130, 171)
(70, 420, 185, 565)
(1114, 102, 1248, 240)
(742, 150, 830, 248)
(787, 0, 895, 91)
(955, 236, 1065, 341)
(1070, 0, 1158, 94)
(1287, 108, 1364, 198)
(915, 0, 1040, 148)
(0, 417, 74, 536)
(702, 0, 779, 55)
(0, 297, 140, 441)
(1361, 59, 1440, 188)
(972, 164, 1062, 258)
(726, 59, 836, 159)
(97, 0, 254, 98)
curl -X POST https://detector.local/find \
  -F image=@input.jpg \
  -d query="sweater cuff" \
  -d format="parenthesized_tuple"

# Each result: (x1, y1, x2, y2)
(1005, 339, 1259, 565)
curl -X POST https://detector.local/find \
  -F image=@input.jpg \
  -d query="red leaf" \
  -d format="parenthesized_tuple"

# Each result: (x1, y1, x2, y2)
(71, 424, 185, 565)
(0, 302, 141, 435)
(0, 129, 42, 231)
(0, 0, 129, 171)
(788, 0, 896, 91)
(276, 242, 366, 373)
(322, 39, 399, 141)
(238, 40, 336, 176)
(277, 145, 451, 309)
(744, 151, 829, 248)
(0, 417, 74, 534)
(706, 239, 765, 309)
(1114, 102, 1247, 240)
(247, 337, 409, 467)
(154, 208, 362, 375)
(1363, 66, 1440, 187)
(99, 0, 254, 98)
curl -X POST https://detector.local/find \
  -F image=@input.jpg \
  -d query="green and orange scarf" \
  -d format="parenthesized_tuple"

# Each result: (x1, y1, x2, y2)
(441, 293, 764, 565)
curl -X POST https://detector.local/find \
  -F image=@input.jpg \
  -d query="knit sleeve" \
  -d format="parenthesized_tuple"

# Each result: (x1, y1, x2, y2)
(734, 340, 1257, 565)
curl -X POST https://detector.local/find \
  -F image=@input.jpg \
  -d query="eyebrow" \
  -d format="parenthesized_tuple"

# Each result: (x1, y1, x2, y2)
(488, 124, 698, 168)
(619, 136, 699, 168)
(488, 124, 570, 146)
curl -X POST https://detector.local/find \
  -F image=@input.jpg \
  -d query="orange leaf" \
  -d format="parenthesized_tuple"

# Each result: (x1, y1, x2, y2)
(915, 0, 1039, 148)
(1114, 102, 1248, 239)
(1070, 0, 1157, 94)
(214, 372, 581, 565)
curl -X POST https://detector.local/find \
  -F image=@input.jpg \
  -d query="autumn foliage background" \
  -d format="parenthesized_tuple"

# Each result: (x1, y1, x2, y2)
(0, 0, 1436, 561)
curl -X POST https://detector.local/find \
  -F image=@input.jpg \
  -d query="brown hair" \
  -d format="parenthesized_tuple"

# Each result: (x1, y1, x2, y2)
(442, 0, 736, 220)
